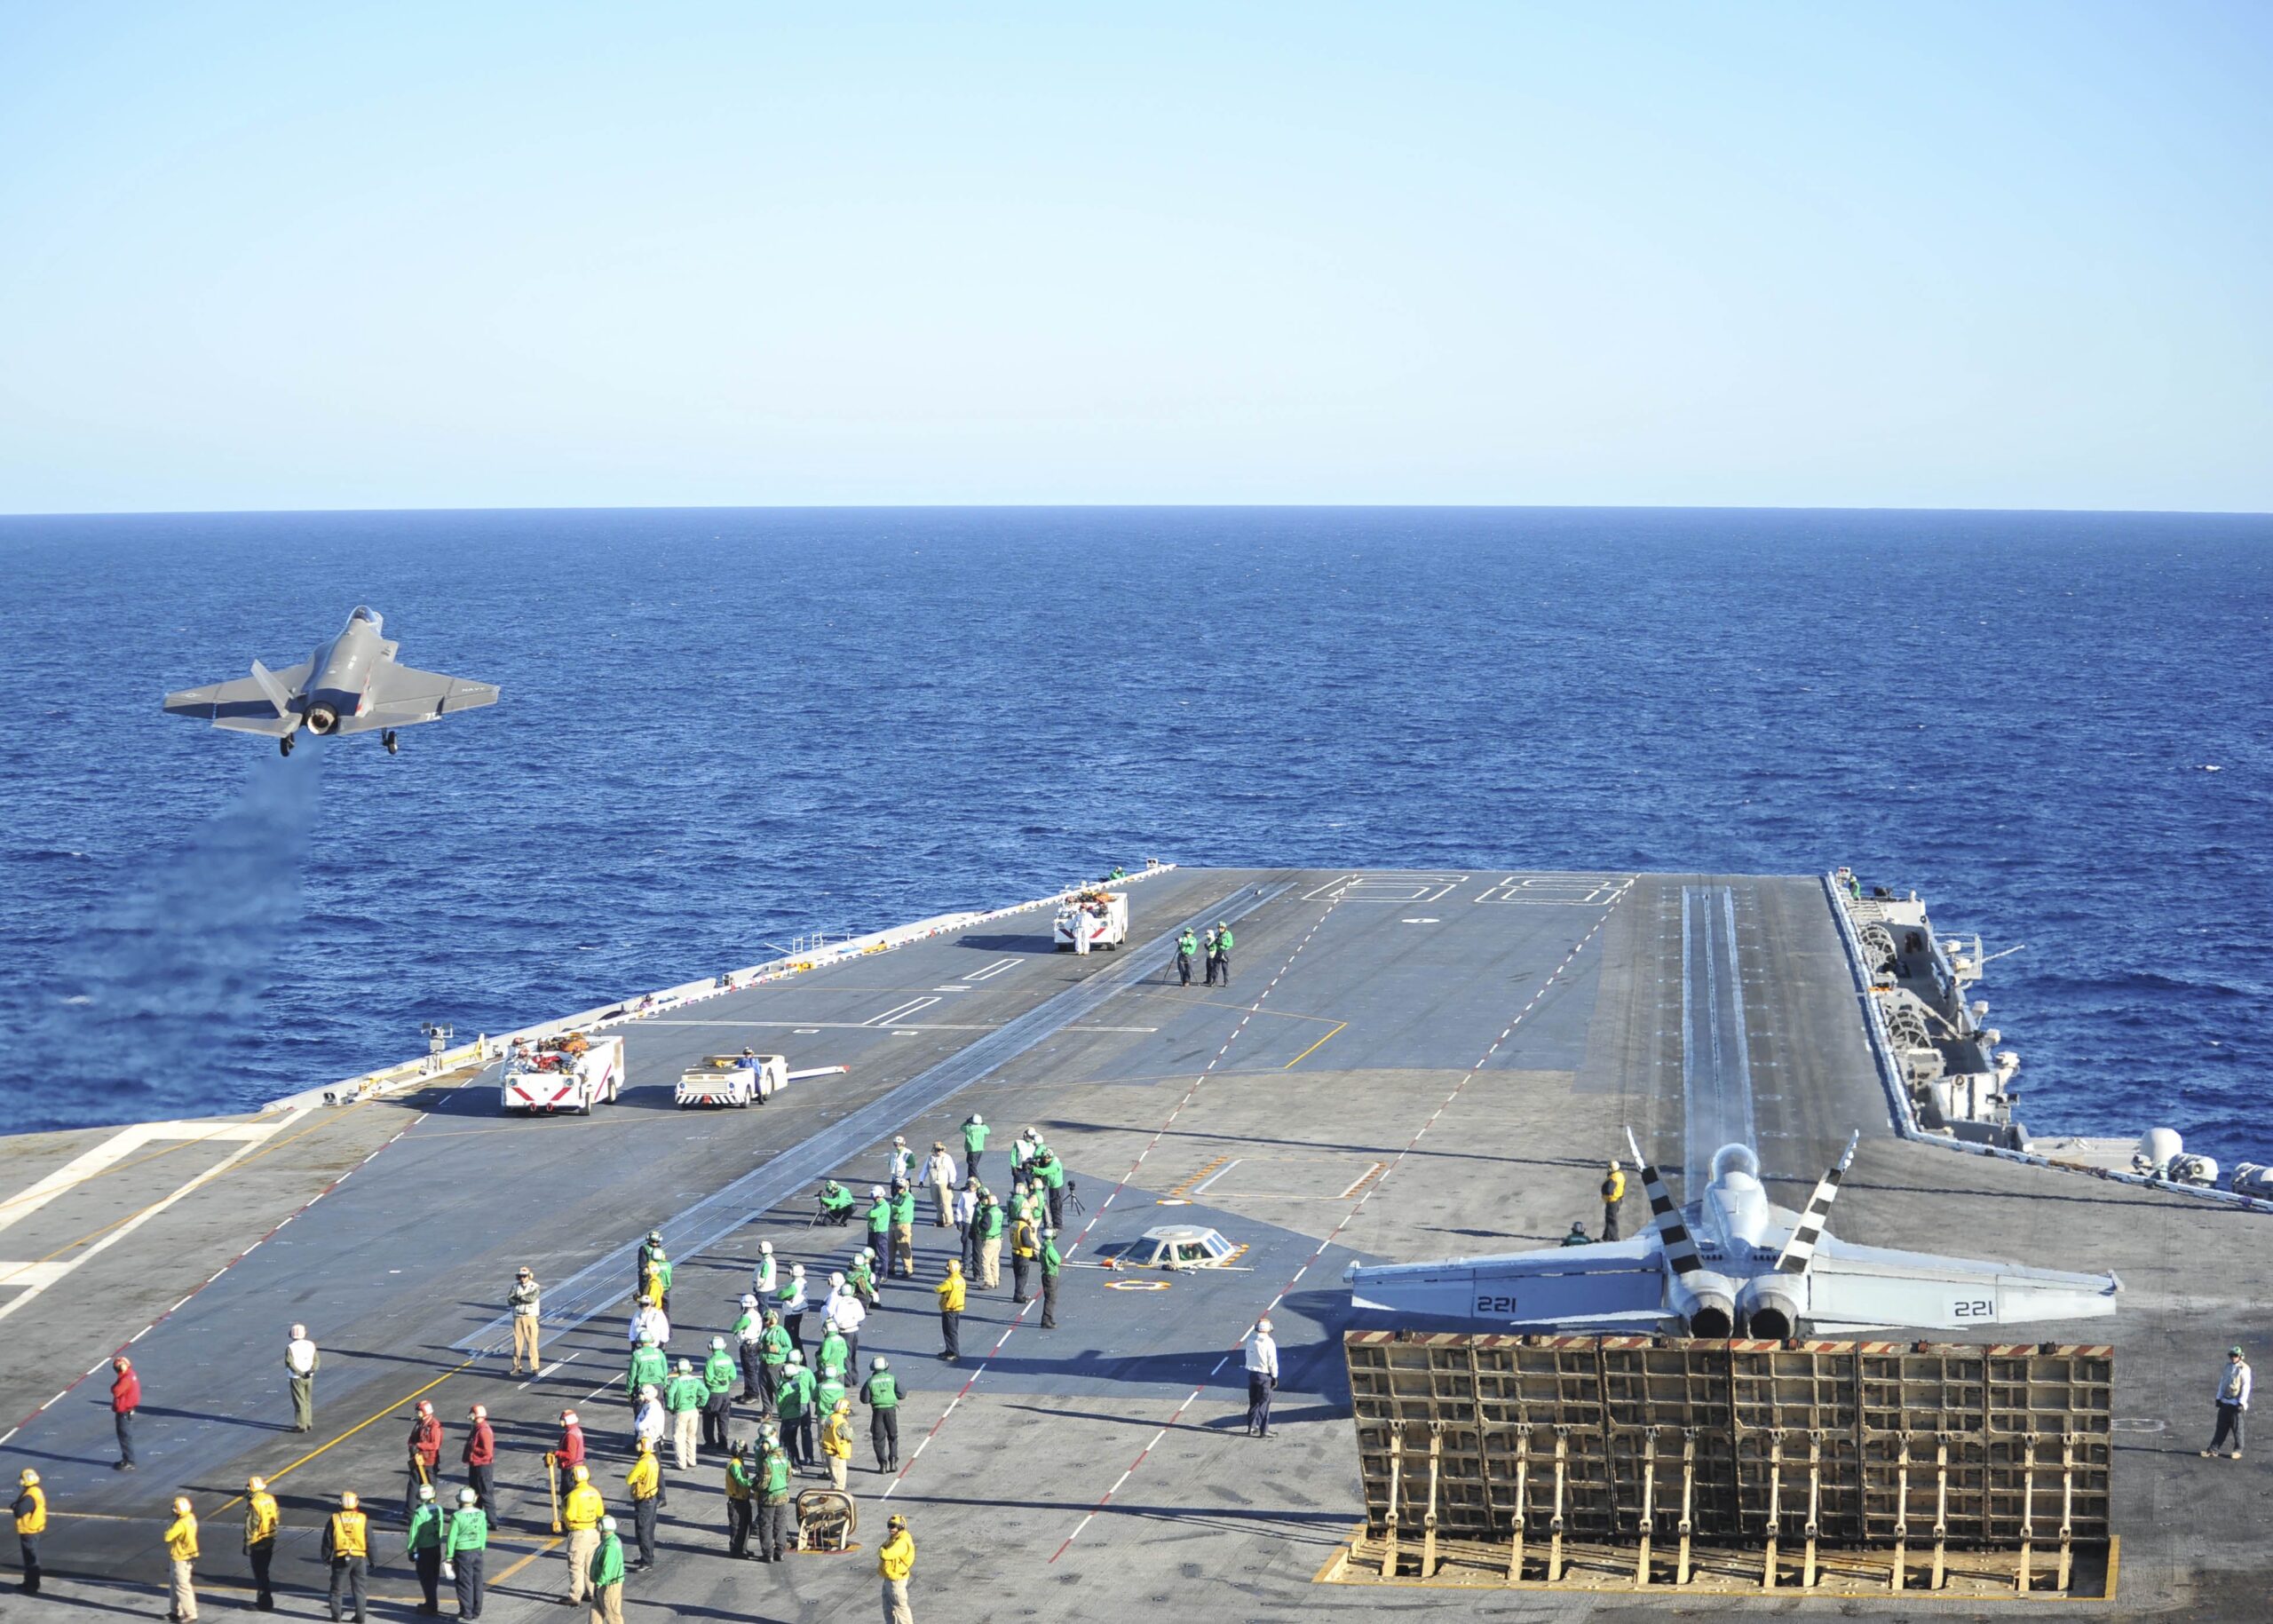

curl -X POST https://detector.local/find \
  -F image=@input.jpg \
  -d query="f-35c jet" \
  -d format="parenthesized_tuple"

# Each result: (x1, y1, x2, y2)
(163, 606, 498, 756)
(1348, 1129, 2119, 1336)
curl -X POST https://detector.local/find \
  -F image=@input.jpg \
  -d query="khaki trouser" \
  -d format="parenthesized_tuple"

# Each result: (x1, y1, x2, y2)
(890, 1223, 915, 1275)
(931, 1179, 951, 1225)
(170, 1559, 198, 1621)
(881, 1574, 913, 1624)
(513, 1315, 541, 1372)
(290, 1375, 314, 1430)
(979, 1234, 1002, 1289)
(828, 1454, 849, 1491)
(588, 1580, 623, 1624)
(674, 1407, 700, 1469)
(565, 1529, 598, 1601)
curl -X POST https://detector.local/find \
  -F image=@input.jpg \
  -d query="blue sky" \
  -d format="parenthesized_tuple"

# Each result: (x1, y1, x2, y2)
(1, 4, 2267, 513)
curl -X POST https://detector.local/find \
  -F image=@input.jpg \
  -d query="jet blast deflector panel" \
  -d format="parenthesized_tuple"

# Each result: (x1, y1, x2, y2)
(1331, 1330, 2114, 1598)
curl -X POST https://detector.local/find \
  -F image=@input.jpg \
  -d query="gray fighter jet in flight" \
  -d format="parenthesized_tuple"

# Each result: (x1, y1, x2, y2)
(163, 606, 498, 756)
(1348, 1130, 2119, 1336)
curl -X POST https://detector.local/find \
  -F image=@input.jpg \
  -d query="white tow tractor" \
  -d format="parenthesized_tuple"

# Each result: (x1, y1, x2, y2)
(500, 1034, 623, 1114)
(675, 1052, 848, 1109)
(1053, 889, 1128, 951)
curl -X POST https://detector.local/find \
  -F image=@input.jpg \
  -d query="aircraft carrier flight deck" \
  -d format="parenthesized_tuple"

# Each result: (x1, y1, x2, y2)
(0, 868, 2259, 1620)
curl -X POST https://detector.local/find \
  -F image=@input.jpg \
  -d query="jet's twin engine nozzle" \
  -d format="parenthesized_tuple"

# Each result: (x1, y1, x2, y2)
(1672, 1270, 1738, 1338)
(1738, 1277, 1806, 1341)
(305, 704, 340, 734)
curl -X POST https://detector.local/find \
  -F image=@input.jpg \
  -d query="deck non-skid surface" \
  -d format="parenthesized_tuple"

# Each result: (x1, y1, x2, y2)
(0, 870, 2263, 1621)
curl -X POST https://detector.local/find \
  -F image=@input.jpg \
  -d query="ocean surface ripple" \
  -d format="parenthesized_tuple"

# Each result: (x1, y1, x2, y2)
(1, 508, 2266, 1167)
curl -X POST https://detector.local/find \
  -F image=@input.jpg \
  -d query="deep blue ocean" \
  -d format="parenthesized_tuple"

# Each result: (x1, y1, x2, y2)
(2, 509, 2266, 1165)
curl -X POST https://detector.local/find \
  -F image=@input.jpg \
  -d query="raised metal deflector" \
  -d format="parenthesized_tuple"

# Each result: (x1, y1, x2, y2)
(1327, 1331, 2113, 1599)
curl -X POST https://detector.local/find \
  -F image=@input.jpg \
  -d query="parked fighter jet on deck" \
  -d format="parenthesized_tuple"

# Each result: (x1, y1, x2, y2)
(163, 606, 497, 756)
(1349, 1129, 2120, 1336)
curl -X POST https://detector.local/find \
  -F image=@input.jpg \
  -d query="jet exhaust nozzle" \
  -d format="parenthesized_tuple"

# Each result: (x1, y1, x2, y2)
(305, 704, 340, 735)
(1739, 1278, 1806, 1341)
(1673, 1270, 1738, 1339)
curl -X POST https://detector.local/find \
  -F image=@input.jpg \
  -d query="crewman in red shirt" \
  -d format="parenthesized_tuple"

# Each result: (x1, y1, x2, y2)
(463, 1405, 497, 1508)
(406, 1400, 443, 1520)
(109, 1358, 141, 1470)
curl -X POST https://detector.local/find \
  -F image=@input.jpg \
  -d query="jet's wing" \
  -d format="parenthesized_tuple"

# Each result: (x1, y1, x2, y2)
(163, 661, 313, 733)
(1350, 1240, 1673, 1331)
(332, 662, 500, 733)
(1806, 1236, 2119, 1333)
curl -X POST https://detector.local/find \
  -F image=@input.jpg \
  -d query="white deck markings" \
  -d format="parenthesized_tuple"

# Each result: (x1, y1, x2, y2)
(0, 1106, 313, 1329)
(1301, 872, 1468, 903)
(1189, 1159, 1242, 1196)
(643, 1018, 998, 1032)
(861, 996, 941, 1028)
(0, 1118, 281, 1239)
(1476, 874, 1635, 907)
(967, 958, 1020, 982)
(1049, 884, 1632, 1563)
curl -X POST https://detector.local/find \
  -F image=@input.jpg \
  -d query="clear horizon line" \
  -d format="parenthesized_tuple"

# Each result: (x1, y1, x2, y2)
(4, 499, 2270, 521)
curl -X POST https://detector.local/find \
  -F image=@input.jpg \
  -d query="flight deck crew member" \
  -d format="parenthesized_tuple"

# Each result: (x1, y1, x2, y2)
(1245, 1318, 1279, 1436)
(777, 1263, 811, 1351)
(865, 1187, 892, 1264)
(632, 1387, 666, 1457)
(723, 1443, 756, 1558)
(463, 1405, 496, 1509)
(936, 1261, 966, 1361)
(756, 1436, 793, 1563)
(634, 1231, 665, 1295)
(2204, 1346, 2253, 1458)
(244, 1476, 280, 1610)
(625, 1440, 660, 1570)
(1212, 923, 1234, 985)
(752, 1240, 780, 1302)
(888, 1136, 915, 1186)
(1034, 1146, 1068, 1232)
(1562, 1221, 1590, 1246)
(111, 1357, 141, 1469)
(733, 1294, 765, 1399)
(163, 1496, 200, 1623)
(627, 1335, 667, 1409)
(925, 1143, 957, 1226)
(407, 1485, 445, 1617)
(508, 1268, 542, 1374)
(757, 1310, 793, 1412)
(667, 1358, 706, 1468)
(13, 1469, 44, 1596)
(954, 1183, 982, 1273)
(444, 1489, 487, 1620)
(1176, 928, 1199, 985)
(878, 1513, 915, 1624)
(850, 1247, 881, 1309)
(889, 1183, 918, 1278)
(702, 1335, 738, 1449)
(556, 1410, 587, 1485)
(978, 1193, 1006, 1289)
(778, 1351, 816, 1467)
(322, 1491, 369, 1624)
(826, 1275, 867, 1374)
(823, 1397, 855, 1492)
(285, 1325, 321, 1432)
(586, 1517, 625, 1624)
(407, 1399, 444, 1520)
(1039, 1228, 1063, 1329)
(1010, 1205, 1038, 1303)
(861, 1358, 903, 1471)
(561, 1465, 604, 1606)
(962, 1113, 990, 1180)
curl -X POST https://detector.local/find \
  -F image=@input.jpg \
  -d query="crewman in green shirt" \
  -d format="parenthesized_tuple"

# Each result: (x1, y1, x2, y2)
(442, 1488, 488, 1620)
(406, 1485, 446, 1616)
(961, 1114, 991, 1180)
(755, 1438, 794, 1563)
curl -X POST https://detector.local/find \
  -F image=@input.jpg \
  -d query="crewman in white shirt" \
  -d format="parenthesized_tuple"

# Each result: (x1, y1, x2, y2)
(1244, 1319, 1280, 1438)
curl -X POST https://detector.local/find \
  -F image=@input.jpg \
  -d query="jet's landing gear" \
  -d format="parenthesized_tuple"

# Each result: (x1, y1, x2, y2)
(279, 733, 295, 757)
(382, 729, 399, 755)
